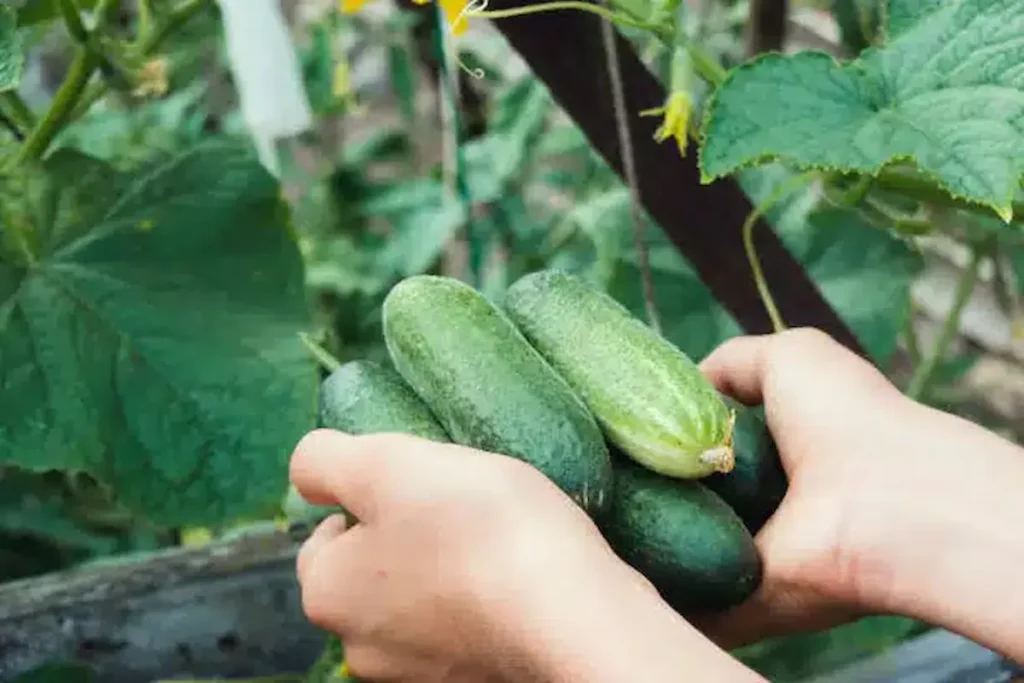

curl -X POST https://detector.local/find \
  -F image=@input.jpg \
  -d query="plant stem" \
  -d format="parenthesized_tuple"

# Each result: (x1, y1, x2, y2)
(742, 170, 820, 333)
(16, 48, 97, 163)
(906, 247, 985, 401)
(679, 34, 727, 86)
(596, 0, 661, 333)
(433, 2, 480, 286)
(0, 106, 22, 140)
(470, 2, 664, 35)
(299, 332, 342, 373)
(0, 91, 36, 131)
(58, 0, 90, 44)
(138, 0, 207, 54)
(70, 0, 211, 122)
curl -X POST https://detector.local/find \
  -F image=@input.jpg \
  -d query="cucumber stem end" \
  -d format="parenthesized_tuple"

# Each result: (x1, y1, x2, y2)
(700, 445, 734, 473)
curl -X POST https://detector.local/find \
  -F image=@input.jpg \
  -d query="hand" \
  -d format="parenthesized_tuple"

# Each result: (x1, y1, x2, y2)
(290, 430, 754, 682)
(694, 328, 1024, 661)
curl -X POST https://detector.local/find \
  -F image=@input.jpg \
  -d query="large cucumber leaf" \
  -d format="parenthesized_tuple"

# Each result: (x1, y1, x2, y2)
(884, 0, 945, 38)
(700, 0, 1024, 221)
(0, 139, 317, 527)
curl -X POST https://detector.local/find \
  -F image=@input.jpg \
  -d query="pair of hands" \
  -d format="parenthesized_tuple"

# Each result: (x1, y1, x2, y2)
(290, 328, 1024, 681)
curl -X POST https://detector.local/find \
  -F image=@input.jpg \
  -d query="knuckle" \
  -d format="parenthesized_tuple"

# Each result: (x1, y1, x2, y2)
(779, 326, 832, 349)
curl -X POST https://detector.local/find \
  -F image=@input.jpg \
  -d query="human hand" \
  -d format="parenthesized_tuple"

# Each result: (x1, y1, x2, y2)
(694, 328, 1024, 659)
(290, 429, 752, 682)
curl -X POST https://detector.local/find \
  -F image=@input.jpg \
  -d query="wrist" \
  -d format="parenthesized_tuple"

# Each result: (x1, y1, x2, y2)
(512, 556, 764, 682)
(857, 405, 1024, 660)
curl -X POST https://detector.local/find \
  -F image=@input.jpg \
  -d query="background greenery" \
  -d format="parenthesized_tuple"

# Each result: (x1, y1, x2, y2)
(2, 0, 1021, 680)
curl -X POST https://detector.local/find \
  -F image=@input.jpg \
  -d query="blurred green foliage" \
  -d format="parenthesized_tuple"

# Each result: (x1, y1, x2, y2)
(4, 0, 1014, 680)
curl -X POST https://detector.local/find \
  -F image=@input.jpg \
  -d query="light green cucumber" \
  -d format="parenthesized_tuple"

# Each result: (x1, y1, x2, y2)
(381, 275, 614, 515)
(503, 269, 735, 479)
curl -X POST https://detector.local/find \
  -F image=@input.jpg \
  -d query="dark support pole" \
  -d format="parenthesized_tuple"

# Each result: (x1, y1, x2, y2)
(486, 2, 866, 356)
(747, 0, 789, 56)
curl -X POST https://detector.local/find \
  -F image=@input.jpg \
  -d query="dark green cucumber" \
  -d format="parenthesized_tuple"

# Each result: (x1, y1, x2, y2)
(382, 275, 614, 515)
(704, 396, 788, 534)
(309, 360, 442, 683)
(599, 453, 762, 613)
(503, 269, 735, 480)
(318, 359, 450, 442)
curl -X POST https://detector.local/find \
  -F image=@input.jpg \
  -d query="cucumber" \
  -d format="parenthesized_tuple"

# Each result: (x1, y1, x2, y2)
(284, 360, 452, 525)
(318, 359, 450, 442)
(382, 275, 614, 515)
(704, 396, 788, 534)
(503, 269, 735, 479)
(599, 453, 762, 613)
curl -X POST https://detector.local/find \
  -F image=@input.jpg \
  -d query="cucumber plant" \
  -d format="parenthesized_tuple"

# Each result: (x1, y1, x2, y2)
(0, 0, 317, 532)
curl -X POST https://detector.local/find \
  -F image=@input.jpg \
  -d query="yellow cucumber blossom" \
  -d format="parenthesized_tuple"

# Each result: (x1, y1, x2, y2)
(339, 0, 472, 34)
(641, 45, 694, 156)
(640, 89, 692, 156)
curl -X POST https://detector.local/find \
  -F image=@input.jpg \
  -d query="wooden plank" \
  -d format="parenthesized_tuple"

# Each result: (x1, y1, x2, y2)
(1, 524, 1021, 682)
(485, 2, 866, 356)
(0, 525, 324, 683)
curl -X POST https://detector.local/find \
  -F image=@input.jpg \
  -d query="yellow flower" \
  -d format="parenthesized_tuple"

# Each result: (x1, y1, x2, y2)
(332, 59, 351, 99)
(339, 0, 368, 12)
(339, 0, 471, 34)
(640, 90, 692, 156)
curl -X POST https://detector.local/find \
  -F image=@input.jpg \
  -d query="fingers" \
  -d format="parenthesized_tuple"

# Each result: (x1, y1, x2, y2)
(700, 327, 891, 406)
(297, 524, 368, 632)
(289, 429, 442, 522)
(296, 513, 349, 585)
(699, 333, 775, 405)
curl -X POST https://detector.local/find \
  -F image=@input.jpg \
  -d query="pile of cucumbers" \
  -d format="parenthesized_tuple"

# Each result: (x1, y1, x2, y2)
(317, 269, 789, 615)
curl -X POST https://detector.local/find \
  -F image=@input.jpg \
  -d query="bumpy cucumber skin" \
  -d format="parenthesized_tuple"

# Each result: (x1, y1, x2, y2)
(382, 275, 614, 515)
(599, 454, 762, 613)
(503, 269, 734, 480)
(705, 396, 788, 534)
(318, 359, 450, 442)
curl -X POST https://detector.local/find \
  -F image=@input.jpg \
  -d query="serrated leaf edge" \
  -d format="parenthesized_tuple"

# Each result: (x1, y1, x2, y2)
(696, 50, 1017, 222)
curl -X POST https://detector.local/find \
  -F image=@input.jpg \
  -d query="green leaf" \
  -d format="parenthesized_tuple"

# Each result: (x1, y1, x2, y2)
(735, 616, 925, 682)
(701, 0, 1024, 220)
(16, 0, 98, 26)
(884, 0, 944, 37)
(464, 78, 551, 203)
(363, 180, 467, 278)
(0, 4, 23, 91)
(0, 470, 117, 555)
(9, 662, 96, 683)
(0, 140, 317, 527)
